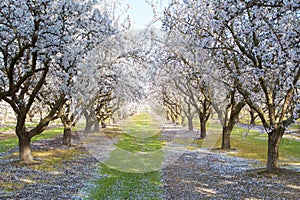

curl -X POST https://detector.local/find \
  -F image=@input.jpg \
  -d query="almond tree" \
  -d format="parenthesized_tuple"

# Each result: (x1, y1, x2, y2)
(206, 0, 299, 172)
(162, 0, 245, 147)
(0, 0, 115, 162)
(0, 0, 65, 163)
(163, 0, 300, 172)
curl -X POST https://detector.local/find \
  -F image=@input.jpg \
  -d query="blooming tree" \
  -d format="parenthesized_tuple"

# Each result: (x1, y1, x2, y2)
(0, 0, 116, 162)
(161, 2, 246, 147)
(206, 0, 299, 172)
(163, 0, 300, 171)
(163, 30, 213, 137)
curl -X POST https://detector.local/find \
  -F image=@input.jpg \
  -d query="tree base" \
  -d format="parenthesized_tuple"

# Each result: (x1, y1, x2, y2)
(266, 168, 280, 173)
(62, 143, 77, 147)
(211, 147, 237, 152)
(19, 159, 43, 165)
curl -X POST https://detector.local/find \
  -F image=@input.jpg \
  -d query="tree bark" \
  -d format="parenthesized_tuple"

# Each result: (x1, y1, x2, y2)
(166, 110, 170, 121)
(101, 121, 106, 128)
(84, 112, 95, 133)
(267, 128, 284, 172)
(18, 136, 33, 163)
(84, 120, 93, 133)
(187, 116, 193, 131)
(200, 116, 207, 139)
(94, 120, 100, 131)
(171, 114, 176, 124)
(62, 125, 72, 146)
(249, 109, 256, 124)
(16, 117, 34, 163)
(181, 115, 185, 127)
(221, 126, 232, 149)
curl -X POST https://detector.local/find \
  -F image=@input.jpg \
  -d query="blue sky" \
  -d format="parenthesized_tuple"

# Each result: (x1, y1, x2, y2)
(127, 0, 170, 29)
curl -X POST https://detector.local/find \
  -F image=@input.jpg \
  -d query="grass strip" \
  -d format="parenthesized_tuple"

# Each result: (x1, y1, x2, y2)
(0, 127, 64, 153)
(87, 112, 164, 199)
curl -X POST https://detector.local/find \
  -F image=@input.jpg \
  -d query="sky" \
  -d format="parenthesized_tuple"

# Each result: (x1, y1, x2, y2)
(127, 0, 171, 29)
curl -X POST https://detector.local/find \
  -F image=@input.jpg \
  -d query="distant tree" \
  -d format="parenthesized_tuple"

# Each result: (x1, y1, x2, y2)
(162, 1, 245, 147)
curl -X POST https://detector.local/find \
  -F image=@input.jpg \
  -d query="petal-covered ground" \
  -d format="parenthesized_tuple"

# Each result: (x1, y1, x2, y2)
(162, 149, 300, 199)
(0, 128, 299, 199)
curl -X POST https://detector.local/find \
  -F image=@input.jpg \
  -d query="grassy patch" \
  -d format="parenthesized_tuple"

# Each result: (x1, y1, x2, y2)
(103, 126, 122, 139)
(88, 164, 163, 200)
(192, 120, 300, 165)
(30, 147, 83, 171)
(0, 126, 15, 132)
(0, 137, 18, 153)
(86, 112, 164, 199)
(0, 147, 84, 192)
(31, 127, 64, 143)
(5, 147, 82, 171)
(116, 133, 165, 152)
(0, 127, 64, 153)
(0, 133, 15, 140)
(290, 123, 300, 130)
(227, 127, 300, 165)
(225, 127, 268, 162)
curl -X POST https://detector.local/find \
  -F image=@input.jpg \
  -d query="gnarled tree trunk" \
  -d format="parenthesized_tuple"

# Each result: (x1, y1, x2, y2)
(199, 112, 210, 139)
(267, 127, 284, 172)
(84, 120, 93, 133)
(181, 115, 185, 127)
(200, 116, 207, 139)
(94, 120, 100, 131)
(249, 108, 256, 125)
(62, 124, 72, 146)
(221, 126, 232, 149)
(187, 116, 193, 131)
(101, 121, 106, 128)
(16, 118, 34, 163)
(18, 135, 33, 163)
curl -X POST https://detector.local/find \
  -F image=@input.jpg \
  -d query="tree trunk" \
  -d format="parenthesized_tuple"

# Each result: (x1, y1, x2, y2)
(166, 110, 170, 121)
(187, 116, 193, 131)
(181, 115, 185, 127)
(62, 125, 72, 146)
(16, 118, 34, 163)
(221, 126, 232, 149)
(84, 118, 94, 133)
(250, 109, 256, 124)
(101, 121, 106, 128)
(171, 114, 176, 124)
(94, 120, 100, 131)
(200, 116, 207, 139)
(267, 128, 284, 172)
(18, 136, 33, 163)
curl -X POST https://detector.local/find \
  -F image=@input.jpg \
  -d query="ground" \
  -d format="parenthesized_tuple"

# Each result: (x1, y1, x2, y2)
(0, 120, 299, 199)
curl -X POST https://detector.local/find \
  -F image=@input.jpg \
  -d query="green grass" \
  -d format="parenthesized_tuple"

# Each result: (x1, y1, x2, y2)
(192, 120, 300, 165)
(228, 126, 300, 164)
(290, 123, 300, 130)
(116, 133, 165, 152)
(0, 127, 64, 153)
(86, 112, 164, 200)
(0, 137, 18, 153)
(88, 164, 163, 200)
(0, 126, 15, 132)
